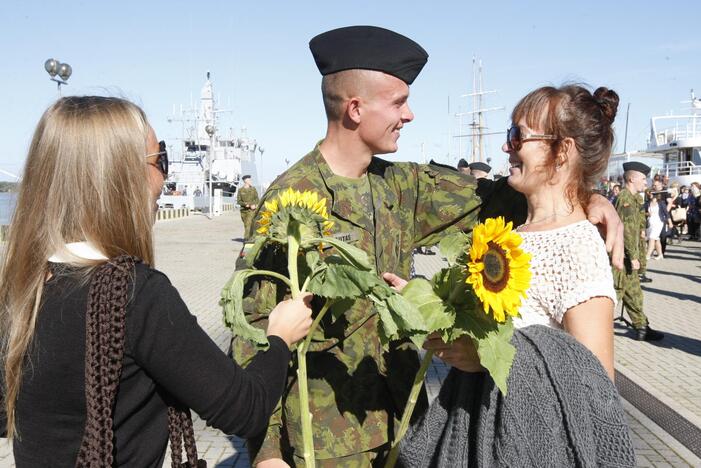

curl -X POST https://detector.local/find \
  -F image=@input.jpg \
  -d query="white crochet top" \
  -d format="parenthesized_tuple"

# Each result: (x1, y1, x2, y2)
(512, 220, 617, 330)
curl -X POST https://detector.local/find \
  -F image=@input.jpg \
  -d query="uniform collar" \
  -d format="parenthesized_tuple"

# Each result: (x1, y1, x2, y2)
(313, 142, 397, 229)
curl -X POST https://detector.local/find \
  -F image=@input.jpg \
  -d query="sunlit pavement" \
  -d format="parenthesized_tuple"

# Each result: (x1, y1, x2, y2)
(1, 212, 698, 466)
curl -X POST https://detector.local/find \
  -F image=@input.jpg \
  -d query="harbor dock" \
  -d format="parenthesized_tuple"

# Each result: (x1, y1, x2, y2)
(1, 211, 699, 467)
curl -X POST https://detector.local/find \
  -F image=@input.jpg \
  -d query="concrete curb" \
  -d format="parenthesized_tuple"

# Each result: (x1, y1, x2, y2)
(615, 364, 701, 458)
(616, 356, 701, 431)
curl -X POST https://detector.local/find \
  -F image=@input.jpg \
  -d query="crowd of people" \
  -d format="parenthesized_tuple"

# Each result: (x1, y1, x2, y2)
(605, 176, 701, 245)
(1, 25, 653, 467)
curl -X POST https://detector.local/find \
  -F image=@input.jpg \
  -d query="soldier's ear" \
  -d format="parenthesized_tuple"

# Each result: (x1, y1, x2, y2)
(346, 97, 362, 125)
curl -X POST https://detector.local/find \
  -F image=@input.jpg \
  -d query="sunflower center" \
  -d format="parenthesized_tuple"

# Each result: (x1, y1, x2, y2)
(482, 242, 510, 292)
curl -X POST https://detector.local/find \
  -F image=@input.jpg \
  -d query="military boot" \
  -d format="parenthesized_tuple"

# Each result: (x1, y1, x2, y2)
(639, 274, 653, 283)
(636, 326, 664, 341)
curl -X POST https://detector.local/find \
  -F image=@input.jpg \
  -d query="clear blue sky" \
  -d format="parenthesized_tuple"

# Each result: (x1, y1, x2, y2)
(0, 0, 698, 183)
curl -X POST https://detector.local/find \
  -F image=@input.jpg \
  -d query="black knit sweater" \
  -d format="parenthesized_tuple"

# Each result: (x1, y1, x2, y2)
(3, 264, 290, 467)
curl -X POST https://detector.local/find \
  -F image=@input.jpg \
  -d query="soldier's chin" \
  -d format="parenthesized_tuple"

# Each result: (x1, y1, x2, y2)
(373, 142, 399, 155)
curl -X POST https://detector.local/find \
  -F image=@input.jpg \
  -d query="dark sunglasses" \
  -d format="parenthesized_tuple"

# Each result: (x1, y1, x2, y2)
(506, 125, 557, 151)
(145, 140, 168, 176)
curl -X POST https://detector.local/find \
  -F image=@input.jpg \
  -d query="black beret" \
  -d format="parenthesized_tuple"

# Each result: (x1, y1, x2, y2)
(457, 158, 469, 168)
(622, 162, 650, 175)
(309, 26, 428, 85)
(468, 162, 492, 173)
(242, 175, 252, 180)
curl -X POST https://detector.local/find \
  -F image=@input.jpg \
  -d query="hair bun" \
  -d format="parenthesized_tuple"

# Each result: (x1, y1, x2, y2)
(593, 87, 619, 123)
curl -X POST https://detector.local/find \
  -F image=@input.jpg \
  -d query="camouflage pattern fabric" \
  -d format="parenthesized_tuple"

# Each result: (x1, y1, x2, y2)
(292, 444, 387, 467)
(638, 235, 647, 276)
(613, 187, 648, 329)
(638, 193, 647, 276)
(232, 141, 525, 464)
(237, 186, 259, 240)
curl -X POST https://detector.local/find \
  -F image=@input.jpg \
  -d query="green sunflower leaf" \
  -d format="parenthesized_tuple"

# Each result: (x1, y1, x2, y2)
(438, 230, 472, 265)
(400, 278, 455, 333)
(459, 311, 516, 395)
(387, 293, 428, 339)
(431, 266, 474, 307)
(220, 269, 269, 348)
(306, 262, 377, 299)
(373, 299, 399, 347)
(303, 237, 373, 271)
(305, 249, 320, 270)
(244, 235, 269, 268)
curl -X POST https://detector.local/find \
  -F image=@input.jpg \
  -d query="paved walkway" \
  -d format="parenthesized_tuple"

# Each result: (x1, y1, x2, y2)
(1, 212, 699, 466)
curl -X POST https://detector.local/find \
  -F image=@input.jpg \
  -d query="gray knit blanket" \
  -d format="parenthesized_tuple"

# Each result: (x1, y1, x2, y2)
(398, 325, 636, 467)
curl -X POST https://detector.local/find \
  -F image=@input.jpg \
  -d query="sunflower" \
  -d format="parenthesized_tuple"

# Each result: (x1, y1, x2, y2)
(466, 217, 531, 322)
(257, 188, 334, 241)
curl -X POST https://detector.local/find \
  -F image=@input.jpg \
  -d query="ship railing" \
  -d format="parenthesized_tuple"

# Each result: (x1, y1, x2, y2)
(653, 118, 701, 145)
(660, 160, 701, 177)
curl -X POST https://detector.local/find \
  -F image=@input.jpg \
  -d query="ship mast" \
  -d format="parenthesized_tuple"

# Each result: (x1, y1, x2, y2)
(454, 57, 504, 163)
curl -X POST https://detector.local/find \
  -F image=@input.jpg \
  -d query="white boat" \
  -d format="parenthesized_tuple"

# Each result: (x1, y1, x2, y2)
(158, 72, 263, 212)
(609, 89, 701, 186)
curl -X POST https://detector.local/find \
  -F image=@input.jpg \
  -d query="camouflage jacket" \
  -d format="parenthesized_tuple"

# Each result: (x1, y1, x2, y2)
(237, 186, 259, 209)
(615, 187, 644, 263)
(232, 142, 525, 462)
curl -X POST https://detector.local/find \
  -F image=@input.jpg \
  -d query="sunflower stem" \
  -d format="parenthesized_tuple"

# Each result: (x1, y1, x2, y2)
(296, 299, 332, 468)
(287, 233, 301, 299)
(385, 350, 434, 468)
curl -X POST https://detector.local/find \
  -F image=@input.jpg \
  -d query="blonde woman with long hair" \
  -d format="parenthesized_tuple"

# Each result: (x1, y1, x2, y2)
(0, 96, 312, 466)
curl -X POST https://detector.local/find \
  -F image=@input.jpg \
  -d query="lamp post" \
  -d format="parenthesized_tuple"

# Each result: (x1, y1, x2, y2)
(44, 58, 72, 96)
(205, 124, 215, 217)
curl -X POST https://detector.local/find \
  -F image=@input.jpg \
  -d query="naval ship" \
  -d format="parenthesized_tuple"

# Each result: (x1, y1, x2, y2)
(158, 72, 263, 211)
(608, 89, 701, 186)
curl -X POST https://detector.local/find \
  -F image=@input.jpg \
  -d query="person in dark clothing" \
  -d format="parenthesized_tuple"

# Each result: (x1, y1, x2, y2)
(648, 180, 672, 256)
(651, 179, 673, 254)
(0, 96, 313, 467)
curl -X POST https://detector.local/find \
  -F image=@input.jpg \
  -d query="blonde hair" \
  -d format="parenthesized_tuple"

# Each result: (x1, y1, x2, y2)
(0, 96, 155, 437)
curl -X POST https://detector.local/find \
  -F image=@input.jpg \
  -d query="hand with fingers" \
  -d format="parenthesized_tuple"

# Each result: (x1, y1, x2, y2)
(423, 332, 484, 373)
(266, 293, 314, 348)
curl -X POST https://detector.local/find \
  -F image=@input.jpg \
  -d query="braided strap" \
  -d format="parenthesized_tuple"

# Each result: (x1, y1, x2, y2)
(76, 256, 136, 467)
(168, 407, 203, 468)
(74, 256, 205, 468)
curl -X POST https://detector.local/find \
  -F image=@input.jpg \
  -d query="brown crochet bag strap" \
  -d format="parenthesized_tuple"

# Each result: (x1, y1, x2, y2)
(74, 256, 205, 468)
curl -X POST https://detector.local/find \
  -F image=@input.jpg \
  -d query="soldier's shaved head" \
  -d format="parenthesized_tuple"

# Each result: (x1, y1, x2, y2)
(321, 70, 386, 121)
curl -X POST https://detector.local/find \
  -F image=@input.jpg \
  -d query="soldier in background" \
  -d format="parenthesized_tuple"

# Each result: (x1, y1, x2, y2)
(236, 175, 259, 241)
(234, 26, 625, 468)
(614, 162, 663, 341)
(468, 161, 491, 180)
(457, 158, 470, 174)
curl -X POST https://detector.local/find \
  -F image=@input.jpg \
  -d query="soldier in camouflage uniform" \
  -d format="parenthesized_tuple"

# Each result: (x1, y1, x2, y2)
(237, 175, 259, 241)
(614, 162, 663, 341)
(233, 26, 624, 468)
